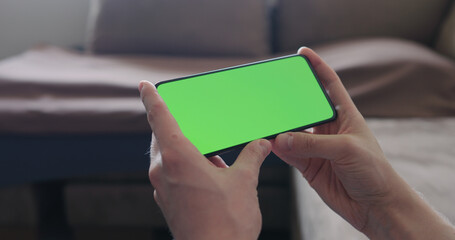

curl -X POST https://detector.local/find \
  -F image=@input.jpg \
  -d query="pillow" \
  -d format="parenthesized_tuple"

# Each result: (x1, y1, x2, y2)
(86, 0, 271, 57)
(276, 0, 451, 51)
(436, 2, 455, 59)
(314, 38, 455, 117)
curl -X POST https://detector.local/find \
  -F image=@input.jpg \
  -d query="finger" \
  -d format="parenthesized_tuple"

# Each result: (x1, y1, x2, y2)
(233, 139, 271, 177)
(272, 132, 349, 163)
(208, 155, 229, 168)
(297, 47, 356, 111)
(139, 81, 192, 150)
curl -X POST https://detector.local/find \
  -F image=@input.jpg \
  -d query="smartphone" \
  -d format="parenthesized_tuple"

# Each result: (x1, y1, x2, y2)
(156, 54, 336, 156)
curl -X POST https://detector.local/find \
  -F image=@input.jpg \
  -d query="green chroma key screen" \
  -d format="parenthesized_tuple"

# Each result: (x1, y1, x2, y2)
(156, 54, 336, 156)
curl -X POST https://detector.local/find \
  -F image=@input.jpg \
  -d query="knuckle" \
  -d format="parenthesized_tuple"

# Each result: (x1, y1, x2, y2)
(247, 144, 265, 159)
(148, 166, 160, 187)
(146, 109, 155, 123)
(340, 135, 359, 155)
(146, 100, 167, 122)
(162, 173, 182, 187)
(151, 148, 185, 186)
(160, 148, 184, 174)
(298, 134, 317, 152)
(152, 99, 167, 111)
(160, 147, 178, 162)
(169, 132, 183, 143)
(236, 167, 258, 184)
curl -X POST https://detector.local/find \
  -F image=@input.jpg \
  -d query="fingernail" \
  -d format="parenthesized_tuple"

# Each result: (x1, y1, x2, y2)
(297, 46, 307, 53)
(287, 134, 294, 150)
(259, 140, 271, 155)
(138, 81, 145, 92)
(138, 80, 150, 92)
(278, 133, 293, 151)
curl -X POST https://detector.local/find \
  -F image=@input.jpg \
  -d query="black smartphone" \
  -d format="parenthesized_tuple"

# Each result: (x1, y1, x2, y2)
(156, 54, 336, 156)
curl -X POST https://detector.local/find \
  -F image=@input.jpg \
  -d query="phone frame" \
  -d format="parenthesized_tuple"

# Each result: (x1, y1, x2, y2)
(155, 54, 337, 157)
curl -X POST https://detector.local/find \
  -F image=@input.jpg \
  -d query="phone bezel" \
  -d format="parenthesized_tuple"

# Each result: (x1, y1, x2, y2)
(155, 54, 337, 157)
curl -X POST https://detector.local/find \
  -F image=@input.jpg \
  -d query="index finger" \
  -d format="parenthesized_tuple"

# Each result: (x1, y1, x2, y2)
(298, 47, 356, 111)
(139, 80, 191, 150)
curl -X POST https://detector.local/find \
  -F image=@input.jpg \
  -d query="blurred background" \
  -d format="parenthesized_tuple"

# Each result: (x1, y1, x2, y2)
(0, 0, 90, 60)
(1, 0, 455, 239)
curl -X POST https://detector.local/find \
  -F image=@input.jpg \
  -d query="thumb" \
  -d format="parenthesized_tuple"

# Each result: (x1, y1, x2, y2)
(233, 139, 271, 177)
(273, 132, 348, 163)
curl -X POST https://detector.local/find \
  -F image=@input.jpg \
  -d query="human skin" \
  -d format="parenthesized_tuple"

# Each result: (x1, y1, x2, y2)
(139, 80, 271, 240)
(271, 47, 455, 239)
(139, 47, 455, 240)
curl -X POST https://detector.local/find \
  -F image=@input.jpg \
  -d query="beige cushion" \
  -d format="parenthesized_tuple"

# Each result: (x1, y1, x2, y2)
(86, 0, 271, 57)
(277, 0, 451, 51)
(436, 2, 455, 59)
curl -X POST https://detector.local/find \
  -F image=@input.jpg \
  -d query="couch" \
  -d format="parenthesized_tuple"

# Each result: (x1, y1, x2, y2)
(1, 0, 455, 239)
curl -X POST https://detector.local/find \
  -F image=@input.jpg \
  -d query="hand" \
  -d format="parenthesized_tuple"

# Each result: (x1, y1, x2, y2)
(139, 81, 271, 240)
(271, 48, 455, 239)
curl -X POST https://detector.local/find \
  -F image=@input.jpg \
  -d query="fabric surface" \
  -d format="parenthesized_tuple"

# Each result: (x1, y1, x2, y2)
(293, 118, 455, 240)
(277, 0, 451, 51)
(0, 45, 258, 134)
(436, 2, 455, 59)
(314, 38, 455, 117)
(86, 0, 270, 57)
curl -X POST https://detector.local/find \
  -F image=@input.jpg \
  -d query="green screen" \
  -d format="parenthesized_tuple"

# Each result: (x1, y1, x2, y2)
(156, 55, 335, 156)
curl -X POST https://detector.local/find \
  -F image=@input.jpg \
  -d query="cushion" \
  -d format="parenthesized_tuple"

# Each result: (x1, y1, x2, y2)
(436, 2, 455, 59)
(314, 38, 455, 117)
(293, 118, 455, 240)
(0, 45, 258, 134)
(86, 0, 270, 57)
(276, 0, 451, 51)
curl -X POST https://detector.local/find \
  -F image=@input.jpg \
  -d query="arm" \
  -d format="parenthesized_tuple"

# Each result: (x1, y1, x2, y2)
(368, 188, 455, 239)
(271, 47, 455, 239)
(139, 81, 270, 240)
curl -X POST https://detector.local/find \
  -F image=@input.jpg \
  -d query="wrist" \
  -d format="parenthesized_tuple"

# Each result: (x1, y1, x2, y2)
(171, 224, 259, 240)
(173, 231, 257, 240)
(364, 180, 455, 239)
